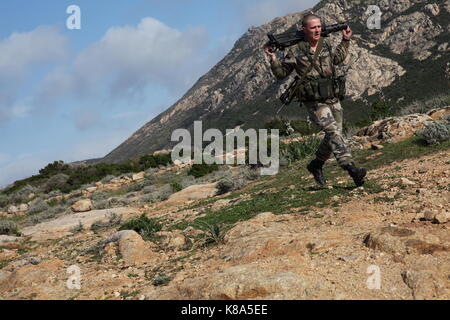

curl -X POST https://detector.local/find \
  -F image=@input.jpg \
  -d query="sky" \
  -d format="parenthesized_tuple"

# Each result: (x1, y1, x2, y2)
(0, 0, 319, 188)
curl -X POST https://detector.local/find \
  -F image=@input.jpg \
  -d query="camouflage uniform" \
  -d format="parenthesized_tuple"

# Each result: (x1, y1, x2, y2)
(270, 38, 353, 167)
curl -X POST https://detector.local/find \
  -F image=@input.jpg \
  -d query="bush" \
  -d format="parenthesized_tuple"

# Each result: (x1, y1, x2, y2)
(91, 212, 122, 231)
(119, 214, 162, 240)
(44, 173, 70, 193)
(216, 178, 246, 195)
(0, 194, 8, 209)
(0, 220, 20, 236)
(188, 164, 220, 178)
(28, 200, 49, 215)
(416, 118, 450, 145)
(170, 181, 183, 193)
(281, 136, 321, 164)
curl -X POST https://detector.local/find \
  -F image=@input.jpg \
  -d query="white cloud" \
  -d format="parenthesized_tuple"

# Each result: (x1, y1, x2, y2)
(35, 17, 209, 109)
(0, 26, 67, 123)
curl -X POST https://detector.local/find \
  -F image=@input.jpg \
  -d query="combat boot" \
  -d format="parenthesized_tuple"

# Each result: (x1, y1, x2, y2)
(342, 163, 367, 187)
(307, 159, 326, 187)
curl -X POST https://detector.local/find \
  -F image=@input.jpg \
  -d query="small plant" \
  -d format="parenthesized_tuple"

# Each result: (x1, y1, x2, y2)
(281, 136, 321, 164)
(216, 178, 245, 195)
(0, 220, 20, 236)
(28, 200, 49, 215)
(70, 221, 84, 233)
(119, 214, 162, 241)
(188, 163, 220, 178)
(170, 181, 183, 193)
(152, 273, 172, 286)
(91, 212, 122, 232)
(194, 221, 233, 246)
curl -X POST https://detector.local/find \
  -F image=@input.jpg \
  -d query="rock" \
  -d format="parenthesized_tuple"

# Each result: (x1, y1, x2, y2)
(86, 187, 97, 193)
(400, 178, 415, 186)
(166, 183, 218, 205)
(0, 235, 21, 243)
(356, 113, 434, 144)
(132, 172, 145, 181)
(211, 199, 232, 211)
(424, 3, 440, 16)
(364, 226, 448, 255)
(7, 205, 18, 215)
(158, 231, 189, 251)
(0, 249, 19, 261)
(102, 230, 155, 266)
(144, 264, 332, 300)
(71, 199, 93, 212)
(21, 208, 138, 241)
(401, 269, 444, 300)
(371, 144, 384, 150)
(434, 211, 450, 224)
(0, 259, 69, 299)
(18, 203, 29, 212)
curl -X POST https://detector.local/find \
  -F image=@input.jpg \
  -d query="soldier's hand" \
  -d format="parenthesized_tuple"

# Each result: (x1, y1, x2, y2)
(263, 44, 277, 62)
(342, 26, 352, 40)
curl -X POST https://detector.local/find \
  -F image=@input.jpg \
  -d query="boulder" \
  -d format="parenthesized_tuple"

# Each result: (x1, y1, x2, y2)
(7, 205, 18, 215)
(18, 203, 29, 212)
(166, 183, 218, 205)
(21, 208, 138, 241)
(86, 187, 97, 193)
(132, 172, 145, 181)
(102, 230, 155, 266)
(71, 199, 93, 213)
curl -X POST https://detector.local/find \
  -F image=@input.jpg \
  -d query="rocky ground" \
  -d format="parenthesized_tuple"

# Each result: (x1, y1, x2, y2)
(0, 109, 449, 300)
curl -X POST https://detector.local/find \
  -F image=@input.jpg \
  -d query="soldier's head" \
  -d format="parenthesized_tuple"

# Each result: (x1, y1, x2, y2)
(302, 14, 322, 43)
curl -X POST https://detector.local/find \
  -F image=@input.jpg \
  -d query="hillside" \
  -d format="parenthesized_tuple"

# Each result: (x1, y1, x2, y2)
(100, 0, 450, 163)
(0, 107, 449, 300)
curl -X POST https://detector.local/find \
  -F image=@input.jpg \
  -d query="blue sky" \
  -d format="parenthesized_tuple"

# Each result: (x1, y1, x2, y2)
(0, 0, 319, 187)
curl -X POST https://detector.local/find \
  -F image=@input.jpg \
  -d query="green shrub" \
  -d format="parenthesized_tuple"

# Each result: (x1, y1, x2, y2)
(0, 220, 20, 236)
(119, 214, 162, 241)
(170, 181, 183, 193)
(153, 273, 172, 286)
(44, 173, 70, 192)
(91, 212, 122, 231)
(416, 119, 450, 145)
(28, 200, 49, 215)
(194, 222, 233, 246)
(216, 178, 246, 195)
(0, 194, 8, 208)
(281, 136, 321, 163)
(188, 164, 220, 178)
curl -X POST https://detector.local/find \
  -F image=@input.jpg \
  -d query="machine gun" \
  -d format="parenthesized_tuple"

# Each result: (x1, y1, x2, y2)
(266, 23, 349, 52)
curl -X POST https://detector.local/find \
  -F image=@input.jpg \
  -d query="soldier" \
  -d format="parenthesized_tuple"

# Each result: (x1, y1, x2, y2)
(264, 14, 367, 187)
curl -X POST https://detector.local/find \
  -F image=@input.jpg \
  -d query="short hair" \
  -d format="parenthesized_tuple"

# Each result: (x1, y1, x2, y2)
(302, 14, 322, 28)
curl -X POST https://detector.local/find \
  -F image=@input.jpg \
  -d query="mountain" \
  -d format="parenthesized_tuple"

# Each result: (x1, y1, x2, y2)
(101, 0, 450, 163)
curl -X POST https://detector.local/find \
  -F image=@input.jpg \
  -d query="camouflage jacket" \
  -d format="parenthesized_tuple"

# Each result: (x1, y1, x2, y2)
(270, 38, 350, 81)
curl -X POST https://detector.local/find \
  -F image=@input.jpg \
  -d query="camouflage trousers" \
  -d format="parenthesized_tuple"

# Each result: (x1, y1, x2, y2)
(304, 100, 353, 167)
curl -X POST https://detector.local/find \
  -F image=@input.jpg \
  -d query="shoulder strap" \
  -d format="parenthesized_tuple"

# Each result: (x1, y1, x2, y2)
(306, 38, 326, 78)
(296, 37, 324, 83)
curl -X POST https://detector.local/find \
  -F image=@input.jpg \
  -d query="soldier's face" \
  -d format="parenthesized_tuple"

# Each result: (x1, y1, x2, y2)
(305, 19, 322, 42)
